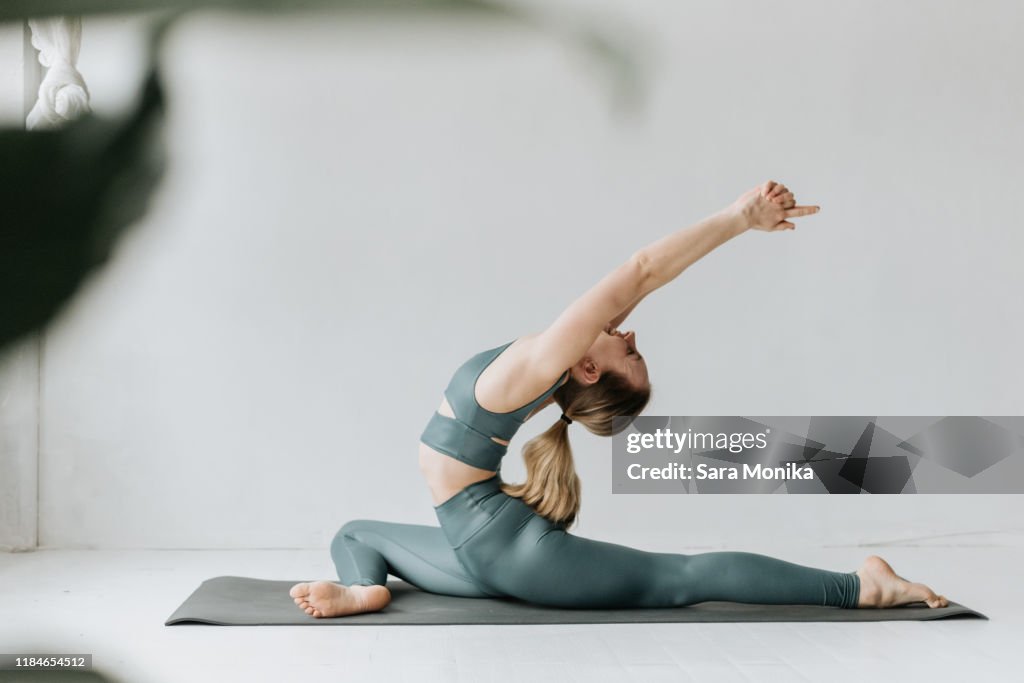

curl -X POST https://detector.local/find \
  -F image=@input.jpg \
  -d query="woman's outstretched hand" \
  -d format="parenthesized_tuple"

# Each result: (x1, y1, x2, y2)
(728, 180, 820, 232)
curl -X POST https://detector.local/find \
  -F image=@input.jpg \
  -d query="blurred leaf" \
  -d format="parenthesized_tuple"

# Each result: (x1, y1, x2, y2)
(0, 60, 165, 351)
(0, 1, 645, 353)
(2, 0, 516, 22)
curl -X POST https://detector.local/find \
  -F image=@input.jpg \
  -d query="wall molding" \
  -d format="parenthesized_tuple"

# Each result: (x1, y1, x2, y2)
(2, 16, 89, 551)
(26, 16, 89, 130)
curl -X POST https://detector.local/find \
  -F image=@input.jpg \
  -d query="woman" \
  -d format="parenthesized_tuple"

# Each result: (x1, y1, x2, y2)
(290, 180, 948, 617)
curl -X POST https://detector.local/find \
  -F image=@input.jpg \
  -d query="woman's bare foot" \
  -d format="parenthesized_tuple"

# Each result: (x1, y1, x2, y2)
(289, 581, 391, 618)
(856, 555, 948, 608)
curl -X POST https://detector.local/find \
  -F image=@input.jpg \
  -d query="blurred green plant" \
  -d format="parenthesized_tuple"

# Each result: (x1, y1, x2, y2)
(0, 0, 643, 354)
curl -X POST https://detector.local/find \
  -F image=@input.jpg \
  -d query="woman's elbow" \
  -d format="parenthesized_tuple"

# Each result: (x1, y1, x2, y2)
(629, 251, 654, 297)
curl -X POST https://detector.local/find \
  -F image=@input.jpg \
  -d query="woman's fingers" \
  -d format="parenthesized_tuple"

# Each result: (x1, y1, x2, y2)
(745, 183, 818, 232)
(772, 191, 795, 207)
(784, 205, 820, 218)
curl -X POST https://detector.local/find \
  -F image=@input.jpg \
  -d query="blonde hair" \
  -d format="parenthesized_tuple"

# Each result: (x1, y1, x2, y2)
(500, 371, 651, 528)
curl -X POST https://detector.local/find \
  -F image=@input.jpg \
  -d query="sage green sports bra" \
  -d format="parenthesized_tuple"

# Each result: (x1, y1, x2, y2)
(419, 340, 569, 473)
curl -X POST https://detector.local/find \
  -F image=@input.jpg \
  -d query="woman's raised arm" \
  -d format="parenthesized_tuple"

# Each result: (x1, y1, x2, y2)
(638, 181, 819, 295)
(530, 181, 820, 376)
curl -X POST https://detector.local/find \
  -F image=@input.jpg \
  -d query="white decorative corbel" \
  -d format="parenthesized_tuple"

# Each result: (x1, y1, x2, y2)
(26, 16, 90, 130)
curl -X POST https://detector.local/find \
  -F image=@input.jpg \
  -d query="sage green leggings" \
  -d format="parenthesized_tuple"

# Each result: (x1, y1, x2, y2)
(331, 475, 861, 609)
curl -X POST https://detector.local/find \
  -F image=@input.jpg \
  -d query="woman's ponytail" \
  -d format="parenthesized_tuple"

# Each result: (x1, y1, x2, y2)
(500, 417, 582, 527)
(501, 369, 652, 529)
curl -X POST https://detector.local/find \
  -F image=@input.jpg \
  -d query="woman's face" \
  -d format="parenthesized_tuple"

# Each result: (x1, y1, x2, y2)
(588, 326, 649, 390)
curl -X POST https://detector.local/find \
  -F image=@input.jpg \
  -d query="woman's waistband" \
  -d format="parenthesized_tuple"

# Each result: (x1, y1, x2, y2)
(433, 473, 505, 514)
(461, 473, 503, 498)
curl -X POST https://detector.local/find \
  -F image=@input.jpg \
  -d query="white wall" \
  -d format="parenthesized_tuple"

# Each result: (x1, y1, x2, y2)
(28, 0, 1024, 550)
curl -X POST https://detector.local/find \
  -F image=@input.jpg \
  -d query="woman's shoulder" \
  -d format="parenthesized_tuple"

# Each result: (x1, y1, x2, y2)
(474, 334, 566, 413)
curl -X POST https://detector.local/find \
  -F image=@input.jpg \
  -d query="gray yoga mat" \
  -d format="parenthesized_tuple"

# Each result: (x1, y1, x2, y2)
(165, 576, 987, 625)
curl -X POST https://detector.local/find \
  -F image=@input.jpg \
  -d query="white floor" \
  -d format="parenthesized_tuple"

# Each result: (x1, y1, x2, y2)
(0, 544, 1018, 683)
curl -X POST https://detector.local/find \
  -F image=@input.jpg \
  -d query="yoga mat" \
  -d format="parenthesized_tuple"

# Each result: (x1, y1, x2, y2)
(165, 577, 988, 625)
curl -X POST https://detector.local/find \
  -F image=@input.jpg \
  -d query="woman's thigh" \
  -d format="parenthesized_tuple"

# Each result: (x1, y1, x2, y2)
(333, 519, 501, 598)
(446, 495, 679, 608)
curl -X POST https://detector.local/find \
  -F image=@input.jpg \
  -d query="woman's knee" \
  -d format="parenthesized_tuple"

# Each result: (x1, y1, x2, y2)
(630, 554, 698, 608)
(333, 519, 375, 545)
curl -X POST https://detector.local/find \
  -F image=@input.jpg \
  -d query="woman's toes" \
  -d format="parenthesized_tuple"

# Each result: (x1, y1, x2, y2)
(290, 582, 311, 599)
